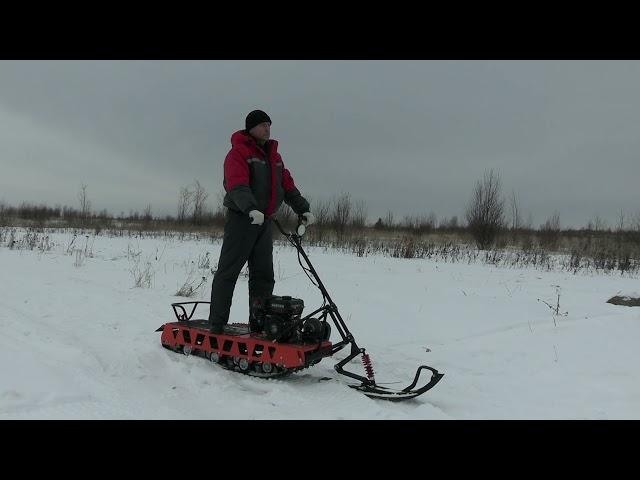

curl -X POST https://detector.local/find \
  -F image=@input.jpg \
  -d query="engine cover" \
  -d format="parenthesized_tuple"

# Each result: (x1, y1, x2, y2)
(265, 296, 304, 316)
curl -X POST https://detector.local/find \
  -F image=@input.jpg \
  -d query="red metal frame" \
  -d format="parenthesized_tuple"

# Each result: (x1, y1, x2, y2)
(160, 322, 333, 369)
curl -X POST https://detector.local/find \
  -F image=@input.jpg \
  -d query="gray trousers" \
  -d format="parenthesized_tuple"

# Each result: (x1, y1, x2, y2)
(209, 210, 274, 327)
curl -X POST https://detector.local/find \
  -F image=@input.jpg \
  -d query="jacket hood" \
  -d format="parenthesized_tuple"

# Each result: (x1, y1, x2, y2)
(230, 130, 278, 152)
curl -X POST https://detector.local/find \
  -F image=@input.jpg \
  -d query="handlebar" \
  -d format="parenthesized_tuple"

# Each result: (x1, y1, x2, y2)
(271, 214, 307, 238)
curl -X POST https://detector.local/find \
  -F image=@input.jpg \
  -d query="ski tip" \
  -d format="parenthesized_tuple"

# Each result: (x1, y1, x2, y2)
(349, 369, 444, 402)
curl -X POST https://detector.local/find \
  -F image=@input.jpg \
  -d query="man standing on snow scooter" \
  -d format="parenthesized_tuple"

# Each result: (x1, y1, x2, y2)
(208, 110, 315, 334)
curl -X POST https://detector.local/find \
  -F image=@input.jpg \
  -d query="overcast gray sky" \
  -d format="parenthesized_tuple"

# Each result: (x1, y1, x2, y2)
(1, 60, 638, 228)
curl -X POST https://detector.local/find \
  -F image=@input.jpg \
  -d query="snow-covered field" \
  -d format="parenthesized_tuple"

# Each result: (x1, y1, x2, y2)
(1, 229, 639, 419)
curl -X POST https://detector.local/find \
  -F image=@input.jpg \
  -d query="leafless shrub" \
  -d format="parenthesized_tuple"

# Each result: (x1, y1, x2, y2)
(539, 211, 561, 251)
(177, 186, 194, 224)
(192, 180, 209, 225)
(509, 189, 522, 231)
(197, 251, 211, 270)
(537, 286, 568, 327)
(143, 204, 153, 223)
(66, 234, 78, 255)
(78, 184, 92, 226)
(130, 259, 154, 288)
(351, 199, 368, 229)
(465, 169, 505, 249)
(176, 275, 207, 297)
(331, 193, 352, 238)
(302, 197, 332, 243)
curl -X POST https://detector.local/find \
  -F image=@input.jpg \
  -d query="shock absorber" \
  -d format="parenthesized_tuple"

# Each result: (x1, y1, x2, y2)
(361, 353, 376, 382)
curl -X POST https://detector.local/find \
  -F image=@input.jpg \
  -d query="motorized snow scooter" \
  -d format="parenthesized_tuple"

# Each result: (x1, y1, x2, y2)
(157, 216, 443, 401)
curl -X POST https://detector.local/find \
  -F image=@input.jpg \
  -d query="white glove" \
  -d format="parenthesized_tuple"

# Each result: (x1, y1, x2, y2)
(249, 210, 264, 225)
(302, 211, 315, 226)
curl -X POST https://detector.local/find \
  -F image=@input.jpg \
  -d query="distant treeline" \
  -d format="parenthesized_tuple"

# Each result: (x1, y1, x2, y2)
(3, 171, 640, 255)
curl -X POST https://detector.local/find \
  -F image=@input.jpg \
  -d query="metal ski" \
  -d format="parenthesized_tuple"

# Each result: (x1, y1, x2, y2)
(348, 366, 444, 401)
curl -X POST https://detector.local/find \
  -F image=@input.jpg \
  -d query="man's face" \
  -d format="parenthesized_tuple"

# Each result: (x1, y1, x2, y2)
(249, 122, 271, 143)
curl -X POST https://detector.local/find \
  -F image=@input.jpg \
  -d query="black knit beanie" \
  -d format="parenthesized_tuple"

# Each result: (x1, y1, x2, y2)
(245, 110, 272, 132)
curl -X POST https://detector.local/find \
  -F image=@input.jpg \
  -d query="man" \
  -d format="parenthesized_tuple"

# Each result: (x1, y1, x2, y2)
(208, 109, 315, 333)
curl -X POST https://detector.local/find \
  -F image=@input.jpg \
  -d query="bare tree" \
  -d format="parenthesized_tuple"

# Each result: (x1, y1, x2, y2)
(427, 212, 437, 230)
(633, 211, 640, 232)
(401, 215, 415, 231)
(440, 215, 458, 229)
(540, 211, 561, 250)
(400, 214, 434, 234)
(509, 190, 522, 230)
(617, 209, 625, 232)
(351, 199, 368, 229)
(545, 211, 560, 231)
(143, 204, 153, 223)
(177, 186, 194, 224)
(306, 198, 331, 242)
(208, 192, 227, 226)
(331, 193, 352, 237)
(587, 215, 608, 232)
(465, 169, 505, 250)
(77, 184, 91, 222)
(596, 216, 608, 232)
(192, 180, 209, 225)
(312, 198, 331, 227)
(385, 210, 395, 230)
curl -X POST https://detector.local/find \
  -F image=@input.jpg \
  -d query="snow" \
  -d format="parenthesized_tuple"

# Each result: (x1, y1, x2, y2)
(1, 229, 639, 419)
(617, 292, 640, 300)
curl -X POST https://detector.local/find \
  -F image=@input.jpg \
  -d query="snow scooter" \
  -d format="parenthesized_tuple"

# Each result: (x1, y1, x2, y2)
(157, 216, 443, 401)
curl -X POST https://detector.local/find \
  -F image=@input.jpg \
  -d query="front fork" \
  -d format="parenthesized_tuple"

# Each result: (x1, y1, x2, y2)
(333, 340, 376, 386)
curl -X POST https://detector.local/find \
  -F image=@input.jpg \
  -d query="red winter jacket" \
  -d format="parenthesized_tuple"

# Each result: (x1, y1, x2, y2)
(222, 130, 309, 216)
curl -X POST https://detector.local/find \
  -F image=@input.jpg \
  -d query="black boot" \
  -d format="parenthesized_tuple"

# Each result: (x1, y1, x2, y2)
(249, 319, 263, 333)
(208, 321, 225, 334)
(249, 298, 265, 333)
